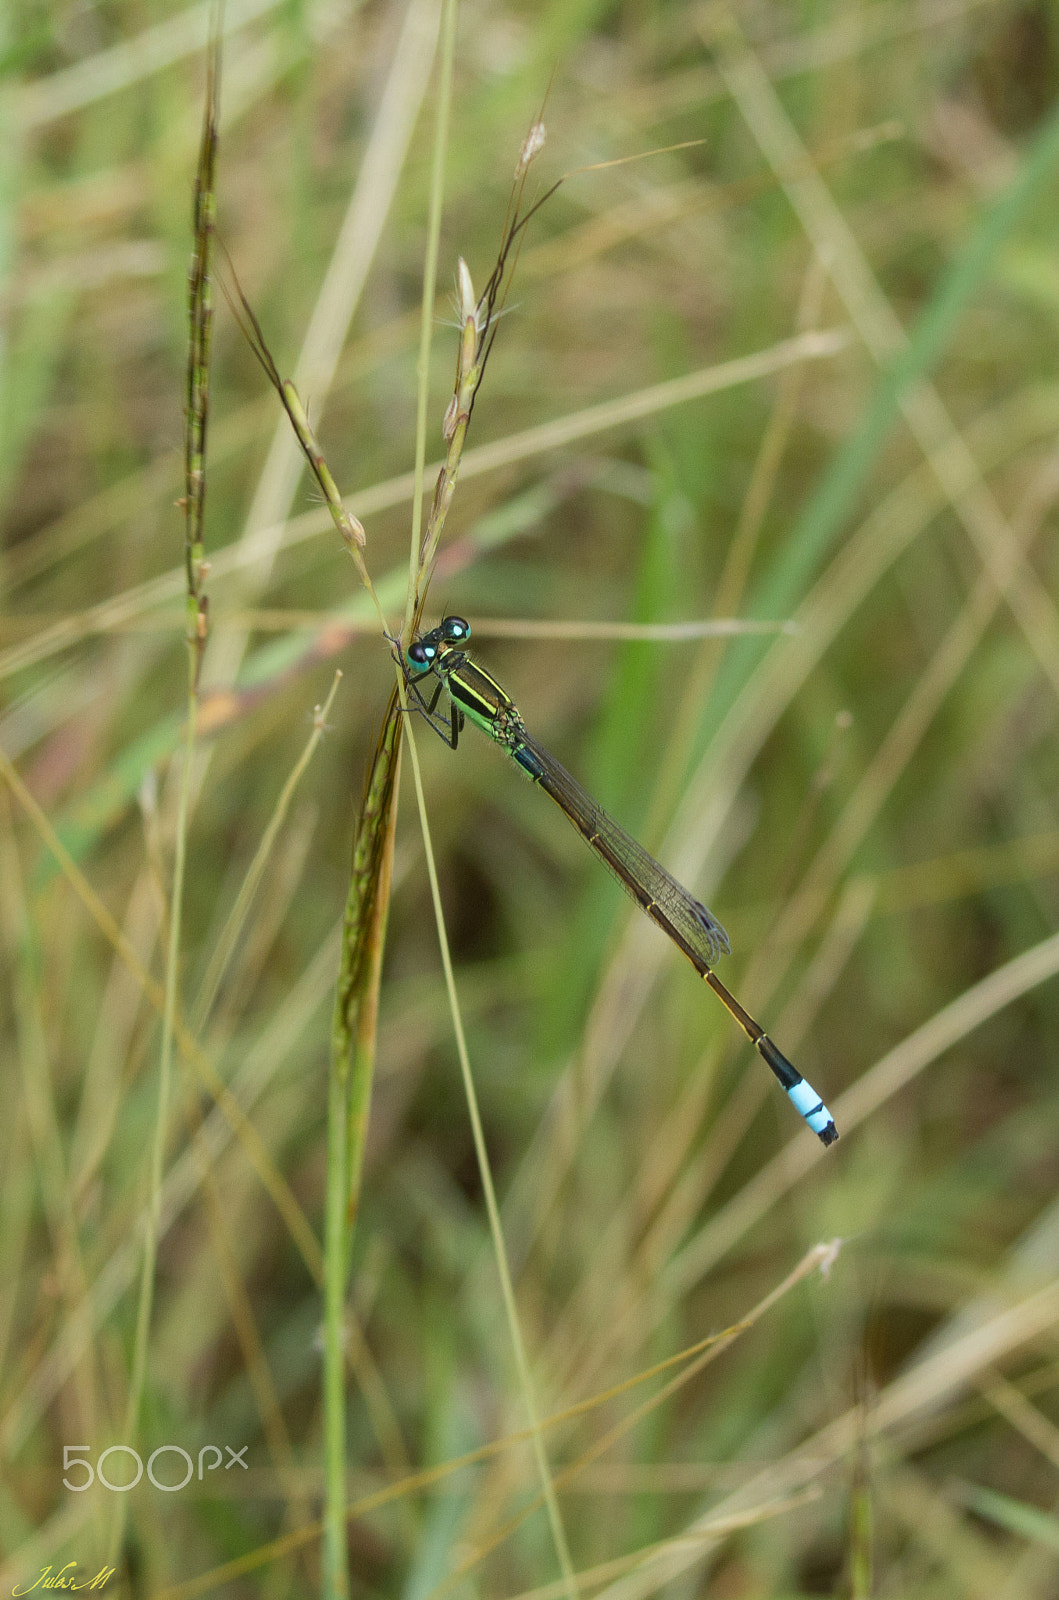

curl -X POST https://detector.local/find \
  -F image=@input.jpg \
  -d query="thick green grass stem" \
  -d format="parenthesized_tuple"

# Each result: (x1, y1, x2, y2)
(323, 1024, 351, 1600)
(402, 706, 581, 1600)
(322, 705, 401, 1594)
(345, 833, 396, 1229)
(320, 8, 457, 1576)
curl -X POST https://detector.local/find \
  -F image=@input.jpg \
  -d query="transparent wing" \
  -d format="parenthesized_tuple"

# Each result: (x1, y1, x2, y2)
(517, 731, 730, 971)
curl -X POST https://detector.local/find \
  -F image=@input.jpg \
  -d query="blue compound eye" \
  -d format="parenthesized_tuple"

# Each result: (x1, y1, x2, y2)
(407, 642, 435, 672)
(443, 616, 469, 641)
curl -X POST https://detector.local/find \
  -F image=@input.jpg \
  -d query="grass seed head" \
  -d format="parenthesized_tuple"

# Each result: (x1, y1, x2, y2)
(516, 118, 546, 176)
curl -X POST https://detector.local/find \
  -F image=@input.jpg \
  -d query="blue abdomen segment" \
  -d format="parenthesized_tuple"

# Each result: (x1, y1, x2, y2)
(512, 742, 547, 781)
(757, 1033, 838, 1145)
(786, 1077, 839, 1143)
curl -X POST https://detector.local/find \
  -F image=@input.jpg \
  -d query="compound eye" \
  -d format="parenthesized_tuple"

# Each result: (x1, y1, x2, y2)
(408, 642, 433, 668)
(444, 616, 469, 640)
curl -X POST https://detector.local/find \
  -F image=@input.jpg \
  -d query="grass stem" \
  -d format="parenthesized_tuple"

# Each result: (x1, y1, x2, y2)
(402, 706, 581, 1600)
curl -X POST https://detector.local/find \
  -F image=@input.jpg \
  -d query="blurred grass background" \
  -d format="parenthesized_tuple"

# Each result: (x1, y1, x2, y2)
(5, 0, 1059, 1593)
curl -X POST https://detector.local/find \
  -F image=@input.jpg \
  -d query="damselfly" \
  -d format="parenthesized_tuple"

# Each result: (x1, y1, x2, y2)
(404, 616, 838, 1146)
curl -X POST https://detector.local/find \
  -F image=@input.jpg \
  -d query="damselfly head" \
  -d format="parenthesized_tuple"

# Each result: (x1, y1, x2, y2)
(407, 640, 437, 673)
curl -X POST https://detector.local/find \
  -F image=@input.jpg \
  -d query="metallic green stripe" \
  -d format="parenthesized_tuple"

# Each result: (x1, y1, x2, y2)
(446, 662, 511, 728)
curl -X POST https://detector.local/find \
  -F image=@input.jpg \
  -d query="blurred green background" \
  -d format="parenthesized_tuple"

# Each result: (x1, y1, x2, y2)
(5, 0, 1059, 1594)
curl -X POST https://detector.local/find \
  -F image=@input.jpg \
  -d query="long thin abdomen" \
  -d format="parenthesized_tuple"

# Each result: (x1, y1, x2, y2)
(510, 730, 838, 1145)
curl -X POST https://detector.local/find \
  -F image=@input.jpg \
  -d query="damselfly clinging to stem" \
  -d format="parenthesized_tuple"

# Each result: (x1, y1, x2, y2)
(402, 616, 838, 1146)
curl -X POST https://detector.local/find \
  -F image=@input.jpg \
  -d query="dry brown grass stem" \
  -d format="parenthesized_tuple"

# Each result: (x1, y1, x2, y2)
(0, 742, 323, 1447)
(712, 11, 1059, 700)
(668, 928, 1059, 1301)
(581, 1266, 1059, 1600)
(141, 1242, 834, 1600)
(504, 383, 1059, 1278)
(0, 327, 850, 685)
(206, 0, 440, 700)
(5, 927, 342, 1462)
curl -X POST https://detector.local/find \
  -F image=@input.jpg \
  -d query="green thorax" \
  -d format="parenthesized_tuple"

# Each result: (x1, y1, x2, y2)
(437, 648, 526, 751)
